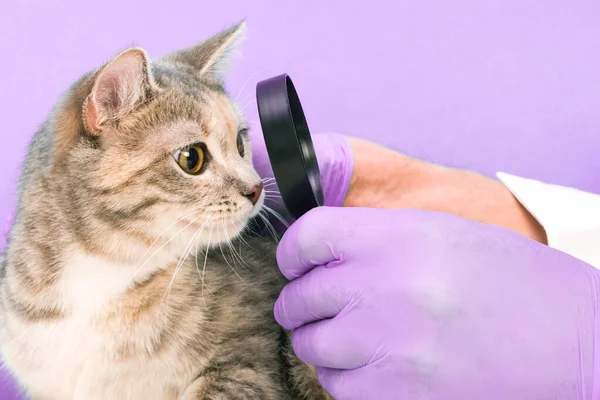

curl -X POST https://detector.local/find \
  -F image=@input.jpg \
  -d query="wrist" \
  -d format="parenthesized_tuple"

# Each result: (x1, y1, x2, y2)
(343, 137, 418, 208)
(430, 167, 548, 243)
(343, 137, 547, 243)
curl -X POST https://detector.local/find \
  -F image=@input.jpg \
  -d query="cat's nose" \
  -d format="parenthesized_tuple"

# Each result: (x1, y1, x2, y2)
(244, 182, 264, 205)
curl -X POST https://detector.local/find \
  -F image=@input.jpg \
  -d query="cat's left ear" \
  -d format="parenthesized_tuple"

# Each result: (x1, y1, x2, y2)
(166, 21, 246, 79)
(83, 47, 155, 134)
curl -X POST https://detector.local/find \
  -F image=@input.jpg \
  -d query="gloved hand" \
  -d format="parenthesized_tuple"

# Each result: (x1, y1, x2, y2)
(274, 207, 600, 399)
(249, 130, 354, 224)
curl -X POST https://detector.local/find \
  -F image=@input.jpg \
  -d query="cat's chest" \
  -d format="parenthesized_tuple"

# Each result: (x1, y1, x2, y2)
(16, 255, 139, 365)
(2, 304, 109, 399)
(17, 254, 161, 365)
(9, 254, 200, 398)
(13, 316, 187, 399)
(16, 256, 137, 379)
(56, 253, 196, 352)
(60, 253, 141, 313)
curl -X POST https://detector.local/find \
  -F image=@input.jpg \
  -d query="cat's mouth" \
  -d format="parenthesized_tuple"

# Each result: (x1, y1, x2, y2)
(204, 214, 255, 246)
(204, 197, 265, 244)
(167, 191, 266, 250)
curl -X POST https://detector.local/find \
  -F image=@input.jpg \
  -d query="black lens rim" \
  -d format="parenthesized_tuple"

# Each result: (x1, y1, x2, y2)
(256, 73, 323, 219)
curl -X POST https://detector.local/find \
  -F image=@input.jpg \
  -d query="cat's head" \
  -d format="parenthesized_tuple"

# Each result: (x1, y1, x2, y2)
(37, 22, 265, 264)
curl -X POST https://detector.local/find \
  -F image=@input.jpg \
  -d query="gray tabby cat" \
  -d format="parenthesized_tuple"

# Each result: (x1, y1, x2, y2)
(0, 22, 332, 399)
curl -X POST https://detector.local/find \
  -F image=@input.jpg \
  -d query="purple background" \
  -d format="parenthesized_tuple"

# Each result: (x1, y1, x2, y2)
(1, 0, 600, 397)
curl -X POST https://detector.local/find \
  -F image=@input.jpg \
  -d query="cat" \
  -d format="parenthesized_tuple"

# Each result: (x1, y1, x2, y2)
(0, 22, 332, 400)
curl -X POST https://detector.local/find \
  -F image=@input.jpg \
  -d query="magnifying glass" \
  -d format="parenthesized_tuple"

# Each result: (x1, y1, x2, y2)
(256, 74, 323, 220)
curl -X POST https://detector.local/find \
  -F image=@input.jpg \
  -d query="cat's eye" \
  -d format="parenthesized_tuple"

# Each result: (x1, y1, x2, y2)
(236, 130, 246, 158)
(175, 144, 205, 175)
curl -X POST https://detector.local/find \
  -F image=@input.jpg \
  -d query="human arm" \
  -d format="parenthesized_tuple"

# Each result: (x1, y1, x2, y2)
(344, 135, 600, 266)
(344, 137, 548, 243)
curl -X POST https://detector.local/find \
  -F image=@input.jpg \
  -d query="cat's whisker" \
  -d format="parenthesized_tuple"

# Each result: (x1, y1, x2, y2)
(262, 177, 276, 183)
(163, 219, 206, 305)
(238, 96, 255, 114)
(218, 218, 246, 282)
(201, 224, 214, 301)
(240, 216, 262, 238)
(239, 95, 258, 113)
(262, 205, 290, 229)
(227, 217, 249, 267)
(237, 101, 253, 116)
(132, 207, 203, 270)
(128, 222, 202, 285)
(258, 211, 280, 242)
(224, 217, 252, 271)
(134, 208, 202, 262)
(127, 209, 206, 286)
(264, 197, 283, 204)
(264, 199, 284, 208)
(264, 198, 283, 204)
(224, 234, 244, 271)
(231, 214, 255, 250)
(234, 70, 264, 102)
(162, 218, 206, 305)
(231, 235, 252, 272)
(218, 217, 236, 263)
(194, 219, 211, 307)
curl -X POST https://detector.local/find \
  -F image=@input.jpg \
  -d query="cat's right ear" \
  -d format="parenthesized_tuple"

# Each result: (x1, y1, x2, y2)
(165, 21, 246, 80)
(83, 48, 155, 135)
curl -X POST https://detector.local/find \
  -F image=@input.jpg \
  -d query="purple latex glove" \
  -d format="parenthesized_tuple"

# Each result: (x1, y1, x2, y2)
(274, 207, 600, 399)
(250, 131, 354, 220)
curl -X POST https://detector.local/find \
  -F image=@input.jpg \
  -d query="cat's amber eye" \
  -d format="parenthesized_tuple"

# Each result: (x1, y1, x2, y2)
(236, 130, 245, 158)
(176, 144, 205, 175)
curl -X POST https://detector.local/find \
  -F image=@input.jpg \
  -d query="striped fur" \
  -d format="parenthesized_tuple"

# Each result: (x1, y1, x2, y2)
(0, 22, 331, 400)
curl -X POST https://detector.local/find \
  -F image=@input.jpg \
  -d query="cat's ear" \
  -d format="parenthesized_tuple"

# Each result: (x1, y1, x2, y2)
(83, 47, 154, 134)
(167, 21, 246, 78)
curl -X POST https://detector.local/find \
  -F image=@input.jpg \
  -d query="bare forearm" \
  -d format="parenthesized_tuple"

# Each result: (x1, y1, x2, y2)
(343, 138, 547, 243)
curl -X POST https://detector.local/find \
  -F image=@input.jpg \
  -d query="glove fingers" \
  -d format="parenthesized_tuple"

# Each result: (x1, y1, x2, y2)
(274, 264, 358, 330)
(290, 312, 377, 370)
(317, 367, 360, 400)
(276, 207, 353, 280)
(317, 366, 407, 400)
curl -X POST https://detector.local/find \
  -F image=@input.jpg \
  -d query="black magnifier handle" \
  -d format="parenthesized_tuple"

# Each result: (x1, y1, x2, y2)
(256, 74, 324, 220)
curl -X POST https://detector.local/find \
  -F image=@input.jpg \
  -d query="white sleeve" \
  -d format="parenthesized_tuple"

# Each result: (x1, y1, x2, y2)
(496, 172, 600, 269)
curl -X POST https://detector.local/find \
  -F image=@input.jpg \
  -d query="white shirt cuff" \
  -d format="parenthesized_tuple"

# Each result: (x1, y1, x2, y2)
(496, 172, 600, 269)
